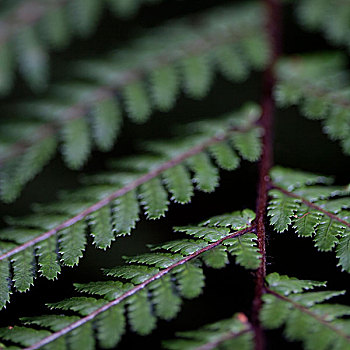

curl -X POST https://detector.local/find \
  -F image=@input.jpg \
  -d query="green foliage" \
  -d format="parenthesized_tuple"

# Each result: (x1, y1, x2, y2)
(275, 53, 350, 155)
(0, 2, 268, 203)
(268, 167, 350, 271)
(0, 105, 261, 309)
(0, 211, 259, 349)
(163, 314, 254, 350)
(261, 273, 350, 350)
(1, 1, 350, 349)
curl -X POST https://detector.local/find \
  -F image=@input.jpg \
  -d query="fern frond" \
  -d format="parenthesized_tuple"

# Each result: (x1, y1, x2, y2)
(163, 313, 254, 350)
(0, 0, 170, 94)
(0, 2, 269, 202)
(0, 105, 262, 309)
(268, 166, 350, 272)
(261, 272, 350, 350)
(0, 211, 258, 349)
(275, 53, 350, 156)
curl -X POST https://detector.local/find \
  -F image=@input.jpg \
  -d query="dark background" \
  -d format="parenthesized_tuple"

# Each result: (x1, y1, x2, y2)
(1, 0, 350, 349)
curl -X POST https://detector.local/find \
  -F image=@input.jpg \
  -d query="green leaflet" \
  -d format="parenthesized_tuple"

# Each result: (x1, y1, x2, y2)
(224, 233, 261, 269)
(61, 117, 91, 169)
(209, 141, 240, 171)
(127, 289, 156, 335)
(68, 323, 95, 350)
(59, 221, 87, 267)
(314, 216, 345, 251)
(14, 27, 48, 91)
(0, 327, 51, 347)
(214, 45, 249, 82)
(150, 275, 182, 320)
(139, 177, 169, 219)
(91, 97, 122, 152)
(123, 252, 183, 268)
(336, 229, 350, 272)
(181, 55, 213, 99)
(123, 81, 152, 123)
(293, 207, 322, 237)
(12, 248, 35, 293)
(201, 245, 229, 269)
(0, 260, 10, 309)
(201, 209, 256, 229)
(187, 152, 219, 193)
(0, 136, 57, 203)
(231, 127, 262, 162)
(68, 0, 103, 37)
(113, 189, 140, 236)
(162, 165, 194, 204)
(174, 226, 230, 242)
(96, 306, 125, 349)
(150, 65, 179, 111)
(36, 236, 61, 280)
(173, 261, 205, 299)
(0, 41, 13, 95)
(155, 239, 208, 256)
(163, 314, 254, 350)
(21, 315, 80, 332)
(40, 6, 70, 49)
(268, 189, 300, 233)
(89, 206, 115, 250)
(104, 265, 159, 284)
(48, 297, 107, 316)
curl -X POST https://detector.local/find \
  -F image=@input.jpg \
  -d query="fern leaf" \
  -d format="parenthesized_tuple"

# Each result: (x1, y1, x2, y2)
(48, 297, 107, 316)
(314, 216, 345, 251)
(181, 55, 213, 99)
(268, 189, 301, 232)
(40, 6, 71, 49)
(89, 206, 114, 250)
(96, 306, 125, 349)
(0, 41, 13, 95)
(127, 289, 156, 335)
(209, 141, 240, 171)
(139, 177, 169, 219)
(61, 117, 91, 169)
(74, 281, 133, 301)
(214, 45, 249, 82)
(231, 128, 262, 162)
(124, 252, 183, 268)
(0, 327, 51, 347)
(36, 236, 61, 280)
(162, 165, 194, 204)
(187, 153, 219, 193)
(224, 233, 261, 269)
(104, 265, 159, 284)
(68, 0, 102, 37)
(155, 239, 208, 256)
(123, 81, 152, 123)
(12, 248, 35, 293)
(21, 315, 80, 332)
(163, 314, 254, 350)
(150, 65, 179, 111)
(293, 207, 322, 237)
(59, 221, 87, 267)
(173, 261, 205, 299)
(174, 226, 230, 242)
(15, 27, 48, 91)
(68, 323, 95, 350)
(0, 260, 10, 309)
(201, 245, 229, 269)
(265, 273, 326, 295)
(201, 209, 256, 229)
(150, 275, 182, 320)
(91, 97, 122, 152)
(112, 189, 140, 236)
(336, 229, 350, 272)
